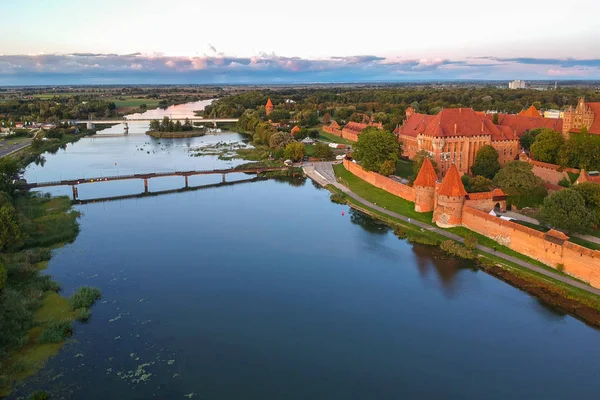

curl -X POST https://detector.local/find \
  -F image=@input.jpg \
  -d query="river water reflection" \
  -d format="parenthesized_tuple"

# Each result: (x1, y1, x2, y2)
(10, 103, 600, 399)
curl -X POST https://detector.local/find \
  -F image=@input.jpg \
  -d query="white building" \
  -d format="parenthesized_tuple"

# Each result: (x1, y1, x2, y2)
(508, 80, 526, 89)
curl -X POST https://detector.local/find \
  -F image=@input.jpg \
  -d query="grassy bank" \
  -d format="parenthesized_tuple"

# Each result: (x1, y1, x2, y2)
(1, 133, 102, 396)
(0, 194, 103, 397)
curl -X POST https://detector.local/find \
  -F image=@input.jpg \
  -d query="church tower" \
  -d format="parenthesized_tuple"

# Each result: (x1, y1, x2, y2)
(265, 98, 274, 116)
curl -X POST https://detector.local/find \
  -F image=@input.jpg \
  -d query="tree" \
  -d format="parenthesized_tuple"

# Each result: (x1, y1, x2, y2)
(493, 161, 546, 198)
(492, 113, 499, 125)
(468, 175, 494, 193)
(283, 142, 305, 162)
(0, 158, 19, 196)
(530, 129, 564, 164)
(149, 119, 160, 131)
(379, 159, 396, 176)
(268, 132, 293, 149)
(573, 182, 600, 225)
(520, 128, 542, 151)
(322, 113, 331, 124)
(0, 195, 23, 251)
(538, 189, 594, 234)
(471, 145, 501, 179)
(313, 143, 333, 160)
(412, 150, 438, 178)
(353, 127, 400, 172)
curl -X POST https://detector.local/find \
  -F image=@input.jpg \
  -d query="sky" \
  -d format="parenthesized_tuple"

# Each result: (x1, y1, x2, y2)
(1, 0, 599, 84)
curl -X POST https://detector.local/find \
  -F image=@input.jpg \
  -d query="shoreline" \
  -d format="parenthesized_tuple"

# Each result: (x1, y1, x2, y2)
(303, 164, 600, 328)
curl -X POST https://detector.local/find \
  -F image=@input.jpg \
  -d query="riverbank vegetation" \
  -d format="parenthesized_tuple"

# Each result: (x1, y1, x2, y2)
(147, 117, 205, 138)
(0, 144, 101, 396)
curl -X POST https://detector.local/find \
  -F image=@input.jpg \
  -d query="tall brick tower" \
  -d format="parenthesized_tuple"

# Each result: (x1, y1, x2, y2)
(433, 164, 467, 228)
(413, 157, 437, 213)
(265, 98, 274, 116)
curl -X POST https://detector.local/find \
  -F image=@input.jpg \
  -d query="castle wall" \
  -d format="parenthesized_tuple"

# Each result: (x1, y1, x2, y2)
(433, 195, 464, 227)
(464, 198, 506, 213)
(461, 206, 600, 288)
(414, 186, 435, 212)
(343, 159, 415, 202)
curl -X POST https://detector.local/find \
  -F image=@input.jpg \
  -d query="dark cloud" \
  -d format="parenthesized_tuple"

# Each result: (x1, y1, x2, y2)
(0, 53, 599, 84)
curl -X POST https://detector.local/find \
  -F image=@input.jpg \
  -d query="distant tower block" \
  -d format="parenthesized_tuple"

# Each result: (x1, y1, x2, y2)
(265, 98, 274, 116)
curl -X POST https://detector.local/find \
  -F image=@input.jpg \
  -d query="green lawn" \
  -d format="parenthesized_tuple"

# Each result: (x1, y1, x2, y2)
(395, 159, 414, 178)
(333, 163, 432, 224)
(317, 128, 354, 145)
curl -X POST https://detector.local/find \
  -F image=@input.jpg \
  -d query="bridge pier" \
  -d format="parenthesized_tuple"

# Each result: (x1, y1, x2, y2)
(222, 174, 226, 183)
(86, 121, 95, 130)
(144, 179, 149, 193)
(72, 185, 78, 200)
(185, 176, 189, 188)
(213, 121, 217, 128)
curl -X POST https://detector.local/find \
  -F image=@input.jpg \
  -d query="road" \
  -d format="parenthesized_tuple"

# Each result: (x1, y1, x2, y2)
(0, 139, 32, 158)
(303, 162, 600, 296)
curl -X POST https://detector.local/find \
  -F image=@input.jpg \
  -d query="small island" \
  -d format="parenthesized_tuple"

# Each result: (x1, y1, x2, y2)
(146, 117, 205, 138)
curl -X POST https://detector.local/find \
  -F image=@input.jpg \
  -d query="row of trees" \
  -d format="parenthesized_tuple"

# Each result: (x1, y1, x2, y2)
(352, 128, 401, 176)
(526, 128, 600, 171)
(149, 117, 194, 132)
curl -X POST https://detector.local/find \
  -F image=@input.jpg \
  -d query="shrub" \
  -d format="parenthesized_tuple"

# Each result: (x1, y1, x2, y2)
(393, 225, 407, 239)
(464, 234, 478, 251)
(24, 248, 52, 264)
(38, 320, 73, 343)
(440, 240, 476, 260)
(558, 176, 571, 188)
(557, 263, 565, 272)
(75, 308, 91, 322)
(70, 286, 101, 310)
(29, 390, 49, 400)
(329, 193, 346, 204)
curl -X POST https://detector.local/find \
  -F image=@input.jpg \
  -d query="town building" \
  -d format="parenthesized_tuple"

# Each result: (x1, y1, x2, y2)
(265, 98, 274, 116)
(291, 125, 301, 135)
(562, 97, 600, 137)
(543, 109, 563, 119)
(508, 80, 526, 89)
(395, 107, 520, 175)
(575, 170, 600, 185)
(322, 119, 381, 142)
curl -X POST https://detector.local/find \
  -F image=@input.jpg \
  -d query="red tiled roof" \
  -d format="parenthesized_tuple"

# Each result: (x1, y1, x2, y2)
(291, 125, 301, 134)
(467, 192, 492, 200)
(342, 121, 368, 134)
(518, 105, 542, 118)
(576, 170, 600, 184)
(491, 188, 506, 197)
(496, 114, 563, 137)
(329, 121, 340, 129)
(413, 157, 437, 187)
(266, 98, 273, 108)
(437, 164, 467, 197)
(398, 108, 517, 142)
(546, 229, 569, 241)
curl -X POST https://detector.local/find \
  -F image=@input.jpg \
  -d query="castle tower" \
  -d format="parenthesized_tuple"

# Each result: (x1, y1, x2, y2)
(413, 157, 437, 213)
(433, 164, 467, 228)
(265, 98, 274, 116)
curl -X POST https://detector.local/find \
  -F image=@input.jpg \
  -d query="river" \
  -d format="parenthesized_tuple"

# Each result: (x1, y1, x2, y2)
(11, 101, 600, 399)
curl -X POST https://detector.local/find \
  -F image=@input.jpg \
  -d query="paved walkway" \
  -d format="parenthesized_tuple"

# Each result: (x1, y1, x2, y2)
(303, 162, 600, 296)
(0, 140, 31, 158)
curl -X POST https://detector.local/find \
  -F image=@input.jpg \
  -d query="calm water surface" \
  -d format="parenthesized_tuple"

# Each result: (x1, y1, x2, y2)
(11, 103, 600, 399)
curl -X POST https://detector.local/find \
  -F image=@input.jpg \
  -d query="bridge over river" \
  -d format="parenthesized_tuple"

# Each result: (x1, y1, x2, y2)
(73, 118, 238, 129)
(25, 166, 288, 200)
